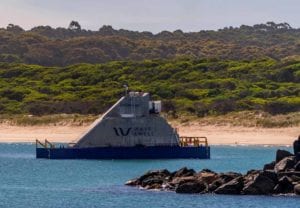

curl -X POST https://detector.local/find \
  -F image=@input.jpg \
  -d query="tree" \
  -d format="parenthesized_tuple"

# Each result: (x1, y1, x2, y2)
(68, 21, 81, 31)
(99, 25, 115, 35)
(6, 24, 24, 33)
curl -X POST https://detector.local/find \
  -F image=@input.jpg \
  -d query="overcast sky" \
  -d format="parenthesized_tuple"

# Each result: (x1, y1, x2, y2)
(0, 0, 298, 33)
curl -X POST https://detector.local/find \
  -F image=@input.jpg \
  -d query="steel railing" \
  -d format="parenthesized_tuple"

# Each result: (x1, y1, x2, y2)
(179, 136, 208, 147)
(36, 139, 55, 149)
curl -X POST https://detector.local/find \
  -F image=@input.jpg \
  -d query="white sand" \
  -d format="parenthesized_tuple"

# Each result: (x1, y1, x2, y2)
(0, 123, 299, 145)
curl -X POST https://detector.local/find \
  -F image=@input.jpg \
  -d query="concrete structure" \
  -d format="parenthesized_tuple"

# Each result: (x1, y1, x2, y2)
(74, 92, 179, 148)
(36, 92, 210, 159)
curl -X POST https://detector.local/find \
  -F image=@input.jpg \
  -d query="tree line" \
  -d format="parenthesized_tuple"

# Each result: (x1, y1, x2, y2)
(0, 22, 300, 66)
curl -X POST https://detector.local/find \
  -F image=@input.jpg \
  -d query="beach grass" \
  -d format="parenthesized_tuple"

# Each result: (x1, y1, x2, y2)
(0, 114, 98, 126)
(0, 111, 299, 128)
(169, 111, 300, 128)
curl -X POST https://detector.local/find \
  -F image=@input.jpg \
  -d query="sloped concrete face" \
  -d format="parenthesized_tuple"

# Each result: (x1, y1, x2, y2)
(74, 92, 179, 148)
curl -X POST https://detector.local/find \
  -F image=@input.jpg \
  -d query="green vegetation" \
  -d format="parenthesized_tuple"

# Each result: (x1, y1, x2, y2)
(174, 111, 300, 128)
(0, 58, 299, 116)
(0, 22, 299, 119)
(1, 112, 299, 128)
(1, 22, 300, 66)
(0, 114, 97, 126)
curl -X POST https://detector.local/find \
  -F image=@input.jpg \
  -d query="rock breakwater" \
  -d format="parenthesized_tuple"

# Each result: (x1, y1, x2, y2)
(125, 149, 300, 195)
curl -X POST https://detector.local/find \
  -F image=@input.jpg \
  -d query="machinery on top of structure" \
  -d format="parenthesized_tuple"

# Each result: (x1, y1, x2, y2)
(36, 91, 210, 159)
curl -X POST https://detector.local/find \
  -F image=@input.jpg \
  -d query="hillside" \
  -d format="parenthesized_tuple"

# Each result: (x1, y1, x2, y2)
(0, 22, 300, 66)
(0, 58, 299, 116)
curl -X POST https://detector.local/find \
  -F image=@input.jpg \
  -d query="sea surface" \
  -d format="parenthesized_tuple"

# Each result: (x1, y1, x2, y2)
(0, 143, 299, 208)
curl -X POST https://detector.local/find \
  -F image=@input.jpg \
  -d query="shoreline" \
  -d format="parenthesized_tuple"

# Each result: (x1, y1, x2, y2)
(0, 123, 298, 146)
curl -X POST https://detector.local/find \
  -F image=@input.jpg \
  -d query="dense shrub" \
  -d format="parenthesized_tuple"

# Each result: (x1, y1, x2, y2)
(0, 58, 299, 115)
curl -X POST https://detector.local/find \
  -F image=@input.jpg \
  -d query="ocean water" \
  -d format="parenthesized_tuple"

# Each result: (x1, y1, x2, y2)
(0, 143, 299, 208)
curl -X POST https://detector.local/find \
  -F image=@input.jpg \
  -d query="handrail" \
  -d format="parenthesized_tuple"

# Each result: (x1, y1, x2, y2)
(179, 136, 208, 147)
(36, 139, 47, 148)
(36, 139, 55, 149)
(45, 139, 55, 149)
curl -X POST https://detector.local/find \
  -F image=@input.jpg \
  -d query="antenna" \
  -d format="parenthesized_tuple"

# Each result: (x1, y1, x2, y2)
(123, 84, 128, 96)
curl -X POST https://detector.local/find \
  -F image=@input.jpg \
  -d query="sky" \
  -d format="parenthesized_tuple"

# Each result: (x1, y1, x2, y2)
(0, 0, 299, 33)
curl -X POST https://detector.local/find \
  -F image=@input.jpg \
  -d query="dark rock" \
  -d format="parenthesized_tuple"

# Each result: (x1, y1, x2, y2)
(278, 171, 300, 178)
(274, 156, 295, 172)
(197, 172, 219, 184)
(263, 161, 276, 171)
(294, 161, 300, 171)
(141, 177, 164, 187)
(125, 178, 140, 186)
(261, 170, 278, 183)
(276, 149, 294, 163)
(296, 153, 300, 161)
(173, 167, 196, 178)
(126, 148, 300, 196)
(214, 176, 244, 195)
(293, 139, 300, 155)
(170, 176, 197, 186)
(139, 169, 171, 181)
(175, 181, 206, 194)
(219, 172, 242, 183)
(294, 184, 300, 195)
(199, 169, 215, 174)
(290, 175, 300, 183)
(273, 176, 294, 194)
(144, 183, 162, 190)
(126, 169, 171, 187)
(208, 179, 224, 192)
(243, 173, 276, 195)
(246, 169, 260, 176)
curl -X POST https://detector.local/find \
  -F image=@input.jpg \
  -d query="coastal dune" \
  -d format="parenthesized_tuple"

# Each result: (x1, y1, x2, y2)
(0, 123, 298, 145)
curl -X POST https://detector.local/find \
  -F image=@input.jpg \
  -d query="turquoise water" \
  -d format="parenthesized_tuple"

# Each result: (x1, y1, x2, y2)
(0, 144, 299, 208)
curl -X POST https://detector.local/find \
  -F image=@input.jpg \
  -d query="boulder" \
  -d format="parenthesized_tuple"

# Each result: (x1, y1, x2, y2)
(242, 173, 276, 195)
(261, 170, 278, 183)
(219, 172, 242, 183)
(263, 161, 276, 171)
(294, 161, 300, 171)
(173, 167, 196, 178)
(197, 172, 219, 184)
(290, 174, 300, 183)
(273, 176, 294, 194)
(126, 169, 171, 187)
(139, 169, 171, 181)
(243, 170, 259, 183)
(175, 181, 206, 194)
(141, 177, 164, 187)
(125, 178, 140, 186)
(170, 176, 197, 186)
(199, 169, 215, 173)
(144, 183, 162, 190)
(274, 156, 295, 172)
(214, 176, 244, 195)
(276, 149, 294, 163)
(294, 184, 300, 195)
(207, 178, 224, 192)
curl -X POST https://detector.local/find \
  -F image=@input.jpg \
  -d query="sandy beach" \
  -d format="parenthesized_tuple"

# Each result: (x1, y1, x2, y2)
(0, 123, 298, 146)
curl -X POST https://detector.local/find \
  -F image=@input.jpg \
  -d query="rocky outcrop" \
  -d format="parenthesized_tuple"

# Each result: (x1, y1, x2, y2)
(125, 149, 300, 196)
(214, 176, 244, 195)
(274, 156, 295, 172)
(294, 184, 300, 195)
(276, 149, 294, 163)
(242, 172, 276, 195)
(175, 181, 206, 194)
